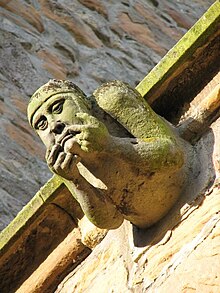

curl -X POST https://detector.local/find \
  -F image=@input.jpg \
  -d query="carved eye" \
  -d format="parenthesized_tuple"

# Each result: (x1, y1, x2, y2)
(51, 100, 64, 114)
(36, 117, 48, 130)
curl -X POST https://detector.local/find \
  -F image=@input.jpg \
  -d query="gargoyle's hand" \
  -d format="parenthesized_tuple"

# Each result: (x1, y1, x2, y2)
(45, 144, 81, 180)
(64, 113, 111, 154)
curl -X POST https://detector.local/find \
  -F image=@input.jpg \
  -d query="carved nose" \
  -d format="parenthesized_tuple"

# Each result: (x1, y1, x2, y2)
(51, 121, 65, 134)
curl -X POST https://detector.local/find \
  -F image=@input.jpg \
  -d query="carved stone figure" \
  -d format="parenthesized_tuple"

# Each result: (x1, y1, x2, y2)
(27, 79, 189, 229)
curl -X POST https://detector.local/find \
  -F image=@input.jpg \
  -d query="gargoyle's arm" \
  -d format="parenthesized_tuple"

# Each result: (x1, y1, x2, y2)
(46, 143, 123, 229)
(108, 135, 185, 172)
(62, 170, 123, 229)
(94, 80, 185, 172)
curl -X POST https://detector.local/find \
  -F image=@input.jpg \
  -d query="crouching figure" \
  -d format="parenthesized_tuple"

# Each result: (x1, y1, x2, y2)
(27, 79, 189, 229)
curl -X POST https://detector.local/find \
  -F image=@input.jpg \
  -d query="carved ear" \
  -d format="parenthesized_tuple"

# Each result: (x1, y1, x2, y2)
(93, 80, 171, 139)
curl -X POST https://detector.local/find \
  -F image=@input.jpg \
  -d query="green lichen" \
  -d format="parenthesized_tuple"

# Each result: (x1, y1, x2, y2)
(94, 80, 174, 140)
(0, 176, 63, 254)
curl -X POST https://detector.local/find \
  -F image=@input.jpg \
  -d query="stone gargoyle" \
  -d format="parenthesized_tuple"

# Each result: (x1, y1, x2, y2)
(27, 79, 189, 229)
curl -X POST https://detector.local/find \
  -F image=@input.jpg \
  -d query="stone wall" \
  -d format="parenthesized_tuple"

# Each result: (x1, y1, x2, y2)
(0, 0, 213, 230)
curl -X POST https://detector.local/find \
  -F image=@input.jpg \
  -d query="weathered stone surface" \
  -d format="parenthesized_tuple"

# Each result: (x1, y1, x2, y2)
(0, 188, 23, 231)
(149, 220, 220, 293)
(118, 12, 166, 55)
(0, 0, 213, 230)
(16, 228, 89, 293)
(0, 0, 44, 33)
(56, 116, 220, 292)
(78, 0, 108, 19)
(1, 203, 77, 292)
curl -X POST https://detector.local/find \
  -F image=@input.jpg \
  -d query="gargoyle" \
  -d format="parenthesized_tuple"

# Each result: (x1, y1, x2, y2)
(27, 79, 189, 229)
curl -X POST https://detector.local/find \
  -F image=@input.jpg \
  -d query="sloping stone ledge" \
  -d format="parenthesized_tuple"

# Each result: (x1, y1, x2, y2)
(136, 1, 220, 122)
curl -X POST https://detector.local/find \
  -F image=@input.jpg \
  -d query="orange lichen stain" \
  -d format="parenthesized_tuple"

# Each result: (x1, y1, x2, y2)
(39, 0, 102, 48)
(135, 3, 183, 42)
(0, 0, 44, 33)
(11, 96, 27, 115)
(0, 99, 16, 118)
(78, 0, 108, 19)
(118, 13, 166, 56)
(37, 49, 67, 80)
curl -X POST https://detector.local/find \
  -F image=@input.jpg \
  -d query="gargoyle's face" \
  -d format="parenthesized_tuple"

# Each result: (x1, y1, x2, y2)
(32, 93, 83, 150)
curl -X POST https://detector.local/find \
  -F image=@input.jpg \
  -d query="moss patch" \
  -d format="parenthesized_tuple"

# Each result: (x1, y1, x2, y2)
(0, 176, 63, 254)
